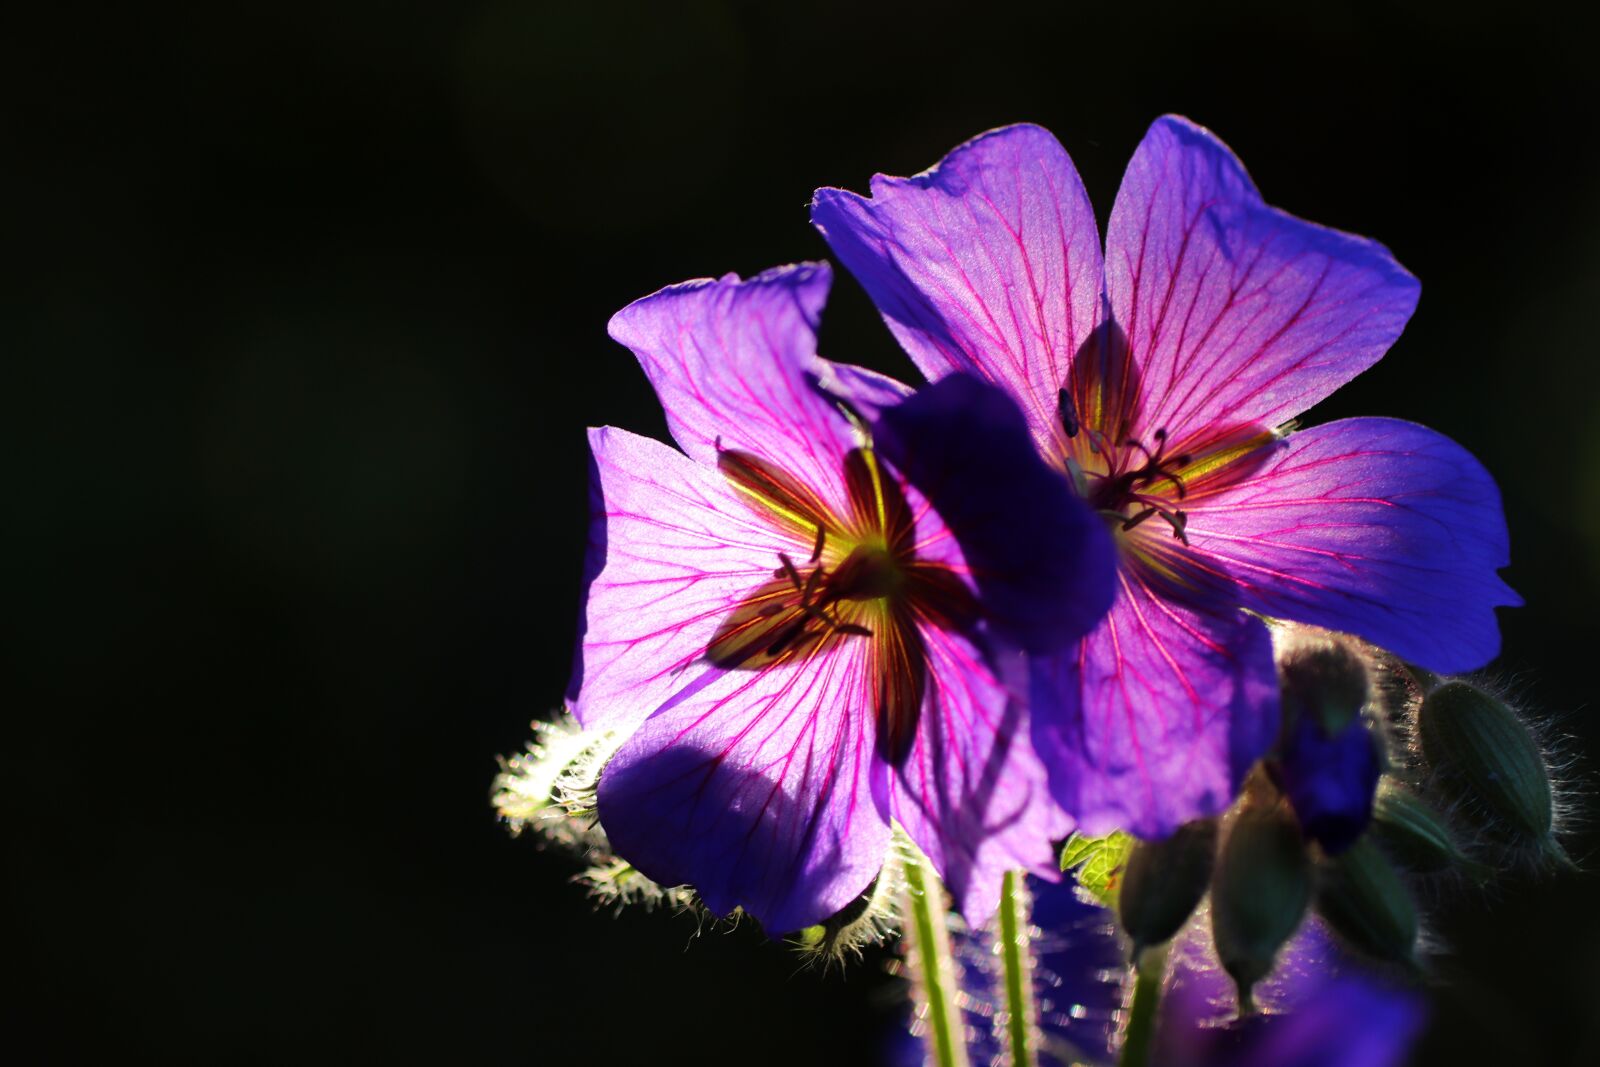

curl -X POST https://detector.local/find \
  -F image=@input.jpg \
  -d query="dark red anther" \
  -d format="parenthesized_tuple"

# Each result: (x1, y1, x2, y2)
(1057, 388, 1080, 439)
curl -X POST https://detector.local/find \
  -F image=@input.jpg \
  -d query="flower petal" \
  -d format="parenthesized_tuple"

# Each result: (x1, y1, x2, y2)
(1105, 116, 1420, 448)
(889, 631, 1071, 920)
(1031, 572, 1279, 838)
(1185, 417, 1519, 673)
(858, 373, 1118, 653)
(812, 125, 1103, 451)
(567, 426, 804, 734)
(595, 642, 890, 934)
(606, 262, 857, 512)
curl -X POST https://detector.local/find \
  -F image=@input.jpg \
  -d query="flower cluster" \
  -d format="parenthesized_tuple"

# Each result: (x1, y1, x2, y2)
(497, 117, 1554, 1065)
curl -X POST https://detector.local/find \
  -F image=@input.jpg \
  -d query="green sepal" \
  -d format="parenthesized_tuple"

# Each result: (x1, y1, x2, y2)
(1418, 681, 1553, 842)
(1370, 782, 1487, 879)
(1117, 819, 1218, 955)
(1315, 836, 1419, 966)
(1210, 806, 1311, 1013)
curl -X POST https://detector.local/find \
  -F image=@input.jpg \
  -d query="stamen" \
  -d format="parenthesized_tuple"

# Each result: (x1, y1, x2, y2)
(1166, 509, 1189, 545)
(810, 525, 827, 563)
(1057, 388, 1080, 438)
(1122, 507, 1159, 532)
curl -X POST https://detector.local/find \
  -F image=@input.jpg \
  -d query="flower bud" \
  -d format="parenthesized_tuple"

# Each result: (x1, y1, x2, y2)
(1275, 635, 1381, 854)
(1417, 681, 1553, 846)
(1116, 819, 1217, 957)
(1210, 805, 1311, 1013)
(1370, 782, 1484, 877)
(1277, 633, 1370, 736)
(1315, 837, 1418, 966)
(1279, 713, 1382, 855)
(492, 715, 617, 847)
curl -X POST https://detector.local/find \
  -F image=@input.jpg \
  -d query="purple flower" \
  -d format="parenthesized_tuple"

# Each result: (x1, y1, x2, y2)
(813, 116, 1518, 838)
(572, 262, 1113, 932)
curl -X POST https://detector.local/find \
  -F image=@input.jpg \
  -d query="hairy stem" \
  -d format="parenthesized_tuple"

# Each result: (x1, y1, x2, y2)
(903, 852, 970, 1067)
(1118, 945, 1168, 1067)
(997, 870, 1035, 1066)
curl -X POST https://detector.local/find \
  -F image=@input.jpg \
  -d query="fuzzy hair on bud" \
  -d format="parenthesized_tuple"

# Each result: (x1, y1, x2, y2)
(1417, 680, 1576, 869)
(1370, 782, 1487, 880)
(792, 836, 907, 968)
(578, 857, 698, 913)
(1275, 629, 1372, 736)
(494, 716, 702, 915)
(492, 712, 619, 847)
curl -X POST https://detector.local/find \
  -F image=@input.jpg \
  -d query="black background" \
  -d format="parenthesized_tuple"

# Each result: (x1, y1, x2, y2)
(10, 2, 1599, 1063)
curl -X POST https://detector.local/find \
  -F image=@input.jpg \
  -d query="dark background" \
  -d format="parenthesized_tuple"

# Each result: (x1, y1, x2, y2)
(10, 1, 1598, 1063)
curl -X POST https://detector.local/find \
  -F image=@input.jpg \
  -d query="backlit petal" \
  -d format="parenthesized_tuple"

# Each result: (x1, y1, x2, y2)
(812, 125, 1103, 451)
(606, 263, 857, 513)
(596, 641, 890, 934)
(568, 426, 808, 734)
(1104, 116, 1419, 450)
(1184, 417, 1519, 673)
(1031, 573, 1279, 838)
(890, 631, 1071, 920)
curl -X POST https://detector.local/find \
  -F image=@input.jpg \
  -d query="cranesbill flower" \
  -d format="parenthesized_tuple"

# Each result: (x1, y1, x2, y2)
(573, 262, 1113, 932)
(812, 116, 1518, 837)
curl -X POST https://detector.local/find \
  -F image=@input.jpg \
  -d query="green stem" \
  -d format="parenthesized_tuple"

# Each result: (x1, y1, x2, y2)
(903, 851, 970, 1067)
(1118, 945, 1167, 1067)
(997, 870, 1034, 1066)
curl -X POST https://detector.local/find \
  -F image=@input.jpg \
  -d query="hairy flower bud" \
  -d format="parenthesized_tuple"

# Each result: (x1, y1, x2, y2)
(1116, 819, 1217, 957)
(1277, 632, 1371, 735)
(1370, 782, 1484, 878)
(1418, 681, 1554, 848)
(1210, 805, 1312, 1013)
(492, 714, 617, 846)
(1275, 633, 1382, 854)
(1315, 837, 1418, 966)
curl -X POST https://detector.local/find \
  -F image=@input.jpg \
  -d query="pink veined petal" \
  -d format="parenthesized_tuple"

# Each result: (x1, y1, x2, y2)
(606, 262, 858, 514)
(812, 124, 1103, 453)
(1030, 572, 1279, 839)
(889, 628, 1072, 922)
(596, 637, 891, 934)
(1104, 116, 1420, 450)
(567, 426, 810, 734)
(1185, 417, 1519, 674)
(808, 356, 916, 422)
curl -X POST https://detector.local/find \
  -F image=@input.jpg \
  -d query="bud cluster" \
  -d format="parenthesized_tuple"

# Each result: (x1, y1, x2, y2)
(1074, 624, 1578, 1016)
